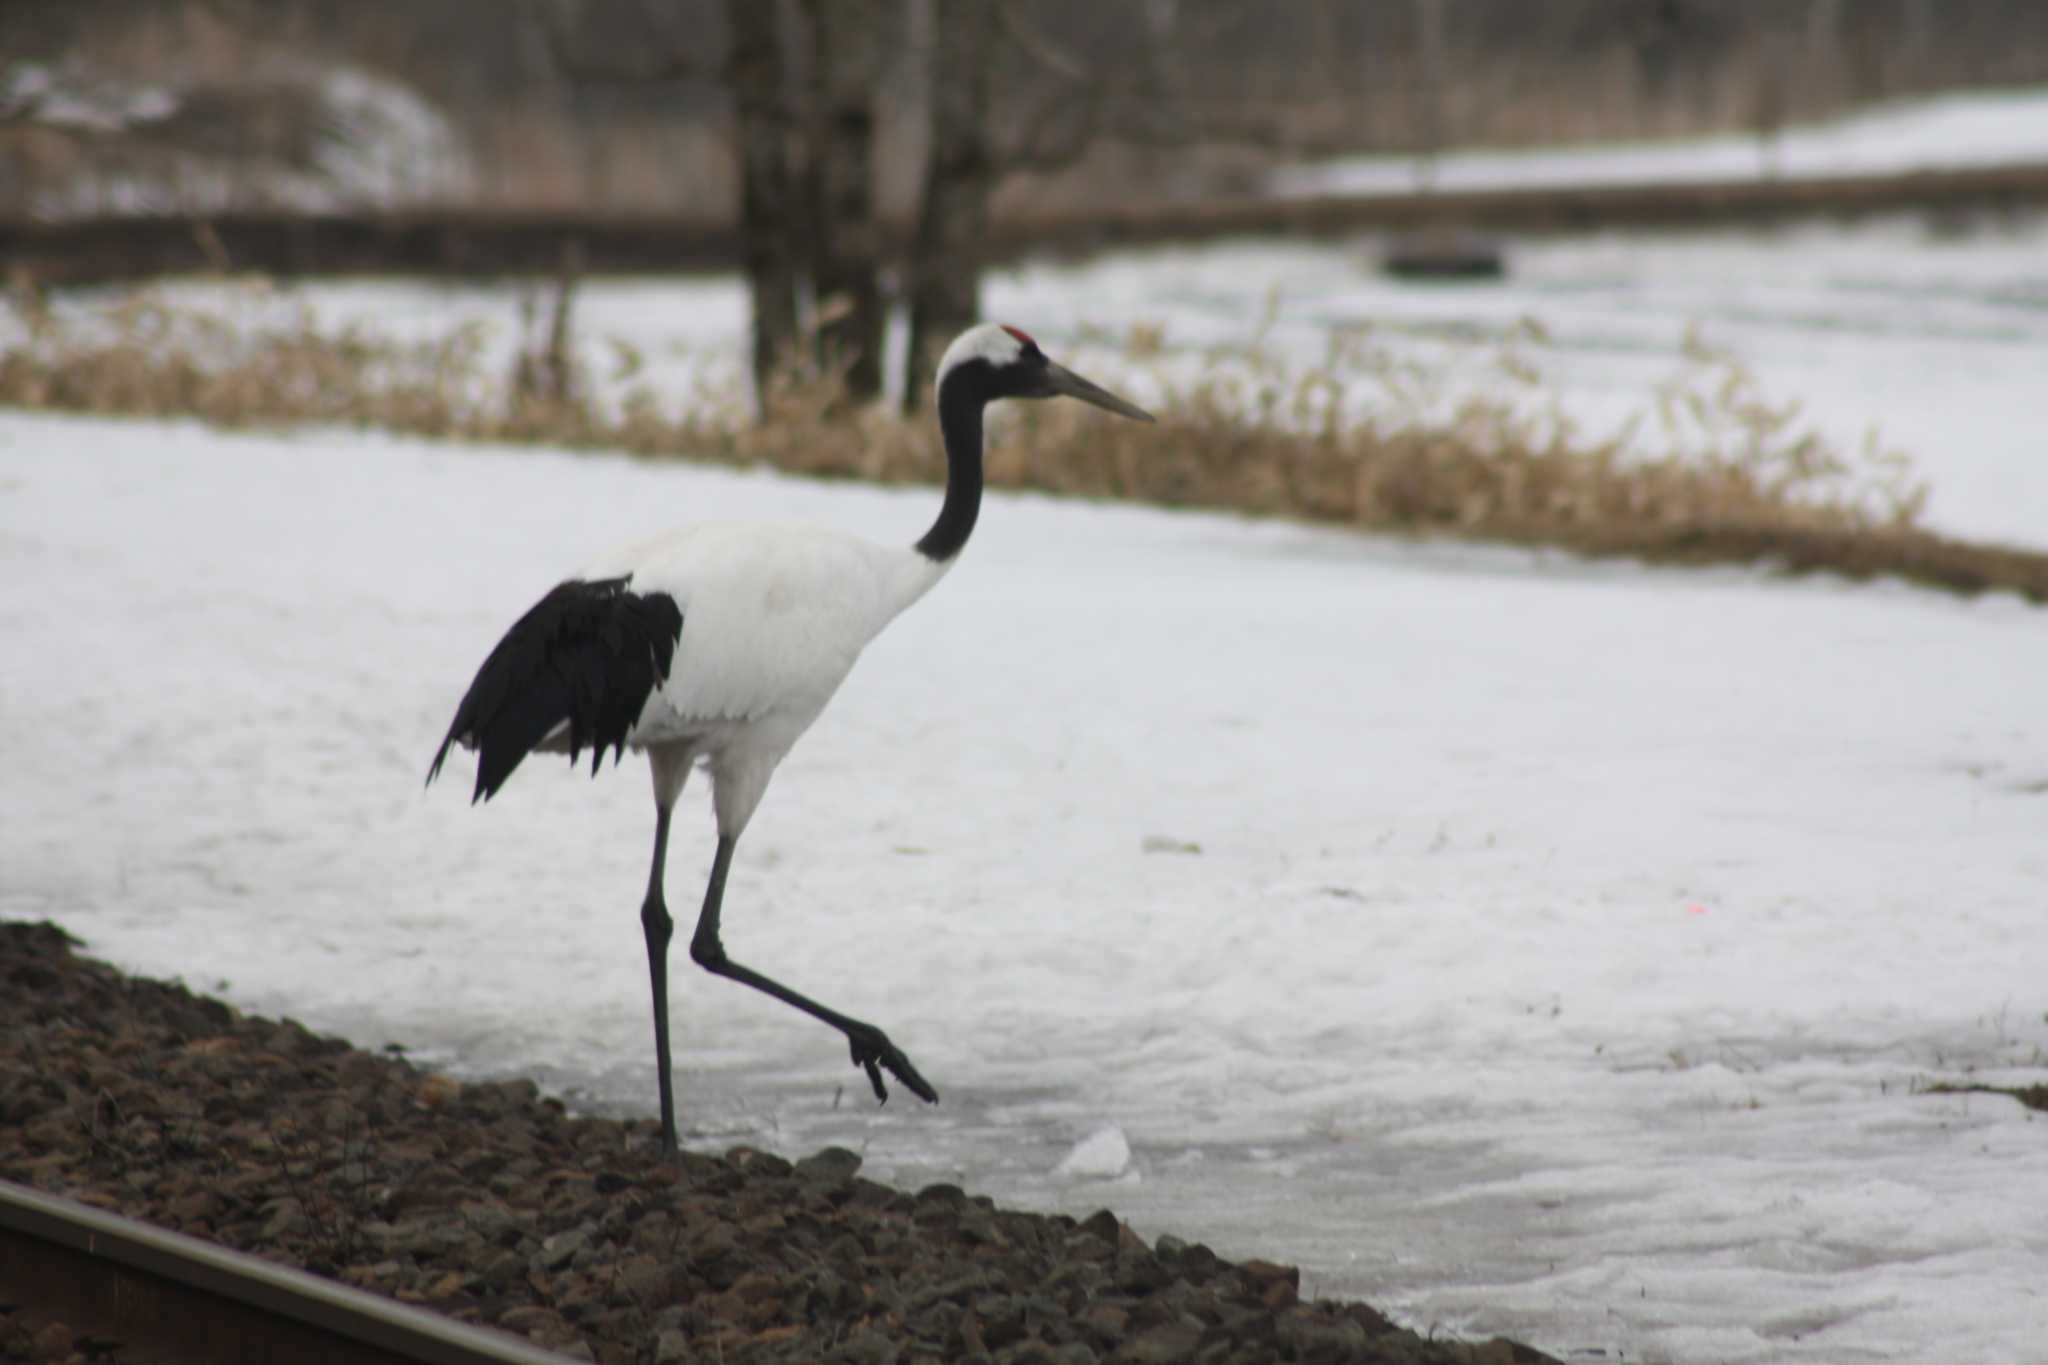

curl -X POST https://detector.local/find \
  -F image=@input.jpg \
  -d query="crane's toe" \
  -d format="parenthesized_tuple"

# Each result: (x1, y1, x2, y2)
(847, 1025, 939, 1106)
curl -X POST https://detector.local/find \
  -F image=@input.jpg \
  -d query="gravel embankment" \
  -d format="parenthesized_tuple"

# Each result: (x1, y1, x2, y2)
(0, 920, 1555, 1364)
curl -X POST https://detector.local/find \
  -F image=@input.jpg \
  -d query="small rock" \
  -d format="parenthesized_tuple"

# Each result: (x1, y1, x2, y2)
(830, 1327, 900, 1365)
(498, 1304, 569, 1337)
(614, 1256, 673, 1302)
(795, 1145, 864, 1182)
(1115, 1249, 1173, 1295)
(1242, 1257, 1299, 1307)
(1081, 1302, 1129, 1339)
(731, 1269, 784, 1303)
(908, 1269, 988, 1310)
(1175, 1243, 1220, 1280)
(1000, 1342, 1061, 1365)
(460, 1200, 522, 1245)
(535, 1227, 590, 1271)
(1278, 1309, 1367, 1357)
(972, 1294, 1029, 1350)
(415, 1073, 461, 1108)
(1079, 1209, 1122, 1245)
(30, 1320, 73, 1361)
(1112, 1322, 1203, 1363)
(164, 1188, 217, 1223)
(476, 1249, 524, 1293)
(727, 1145, 792, 1177)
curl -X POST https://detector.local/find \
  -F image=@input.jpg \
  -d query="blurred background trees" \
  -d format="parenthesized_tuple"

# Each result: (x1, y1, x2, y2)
(5, 0, 2046, 405)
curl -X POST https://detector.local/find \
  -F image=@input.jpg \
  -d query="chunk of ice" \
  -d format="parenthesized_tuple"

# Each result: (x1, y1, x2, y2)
(1054, 1123, 1132, 1180)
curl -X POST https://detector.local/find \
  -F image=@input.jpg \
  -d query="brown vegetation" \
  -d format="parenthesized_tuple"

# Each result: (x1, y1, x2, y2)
(5, 282, 2045, 603)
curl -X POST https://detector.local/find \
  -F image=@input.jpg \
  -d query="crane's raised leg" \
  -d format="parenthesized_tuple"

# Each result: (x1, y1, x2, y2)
(690, 834, 938, 1106)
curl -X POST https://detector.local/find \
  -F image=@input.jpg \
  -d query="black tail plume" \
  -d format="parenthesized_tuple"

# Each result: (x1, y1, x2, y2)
(427, 576, 683, 803)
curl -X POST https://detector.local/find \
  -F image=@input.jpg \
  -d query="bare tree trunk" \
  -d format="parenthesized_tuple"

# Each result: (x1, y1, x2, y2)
(725, 0, 800, 412)
(903, 0, 995, 412)
(801, 0, 885, 402)
(1803, 0, 1845, 117)
(1901, 0, 1935, 91)
(1410, 0, 1445, 191)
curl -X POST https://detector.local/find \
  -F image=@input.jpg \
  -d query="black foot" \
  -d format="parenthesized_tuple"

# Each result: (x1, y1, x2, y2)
(847, 1023, 938, 1105)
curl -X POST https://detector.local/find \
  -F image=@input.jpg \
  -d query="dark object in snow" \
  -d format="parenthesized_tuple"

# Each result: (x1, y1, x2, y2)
(1381, 231, 1508, 280)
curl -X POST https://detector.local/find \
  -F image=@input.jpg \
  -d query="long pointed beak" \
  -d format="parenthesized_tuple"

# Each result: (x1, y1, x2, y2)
(1045, 361, 1156, 423)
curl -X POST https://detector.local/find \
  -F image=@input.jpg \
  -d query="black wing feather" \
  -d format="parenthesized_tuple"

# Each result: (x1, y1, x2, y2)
(426, 576, 684, 803)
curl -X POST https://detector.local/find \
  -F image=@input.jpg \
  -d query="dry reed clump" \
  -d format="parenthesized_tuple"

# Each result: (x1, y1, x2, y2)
(4, 281, 2045, 602)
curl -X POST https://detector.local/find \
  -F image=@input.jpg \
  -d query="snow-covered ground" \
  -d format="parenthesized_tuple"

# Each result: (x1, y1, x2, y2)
(1269, 86, 2048, 199)
(3, 403, 2044, 1363)
(1, 60, 472, 218)
(8, 91, 2048, 1353)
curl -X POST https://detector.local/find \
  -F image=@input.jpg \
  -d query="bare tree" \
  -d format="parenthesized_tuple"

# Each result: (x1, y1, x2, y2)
(723, 0, 801, 407)
(539, 0, 886, 408)
(898, 0, 1310, 408)
(1411, 0, 1446, 189)
(800, 0, 886, 402)
(903, 0, 996, 411)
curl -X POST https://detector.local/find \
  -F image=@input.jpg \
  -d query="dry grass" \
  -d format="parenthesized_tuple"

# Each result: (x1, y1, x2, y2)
(5, 279, 2046, 602)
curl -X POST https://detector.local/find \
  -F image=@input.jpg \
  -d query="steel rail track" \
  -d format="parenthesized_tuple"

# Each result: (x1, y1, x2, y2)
(0, 1179, 576, 1365)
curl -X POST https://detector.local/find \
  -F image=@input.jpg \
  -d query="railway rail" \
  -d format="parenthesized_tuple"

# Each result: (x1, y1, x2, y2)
(0, 1179, 574, 1365)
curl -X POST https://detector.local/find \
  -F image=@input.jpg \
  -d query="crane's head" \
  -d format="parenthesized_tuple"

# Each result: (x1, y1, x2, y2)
(937, 323, 1155, 422)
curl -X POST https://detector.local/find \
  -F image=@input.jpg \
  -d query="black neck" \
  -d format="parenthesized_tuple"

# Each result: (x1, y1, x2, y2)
(914, 362, 990, 562)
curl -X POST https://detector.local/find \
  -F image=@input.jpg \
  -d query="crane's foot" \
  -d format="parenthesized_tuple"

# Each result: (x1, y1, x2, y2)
(846, 1023, 938, 1105)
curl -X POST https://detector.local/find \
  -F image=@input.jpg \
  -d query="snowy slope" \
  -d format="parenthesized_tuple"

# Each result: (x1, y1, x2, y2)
(3, 413, 2044, 1364)
(1270, 86, 2048, 198)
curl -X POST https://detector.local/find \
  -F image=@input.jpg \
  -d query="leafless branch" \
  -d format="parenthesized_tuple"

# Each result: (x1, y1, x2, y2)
(527, 0, 711, 86)
(989, 0, 1309, 172)
(1000, 83, 1110, 172)
(991, 5, 1093, 83)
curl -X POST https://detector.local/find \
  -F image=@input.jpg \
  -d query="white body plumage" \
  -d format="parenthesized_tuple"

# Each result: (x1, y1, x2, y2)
(572, 523, 949, 833)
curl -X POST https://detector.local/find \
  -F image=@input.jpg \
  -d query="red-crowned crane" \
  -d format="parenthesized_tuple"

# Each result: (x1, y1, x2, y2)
(428, 323, 1153, 1153)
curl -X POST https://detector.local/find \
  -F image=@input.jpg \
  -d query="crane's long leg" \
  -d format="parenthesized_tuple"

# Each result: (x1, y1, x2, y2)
(690, 834, 938, 1105)
(639, 803, 681, 1154)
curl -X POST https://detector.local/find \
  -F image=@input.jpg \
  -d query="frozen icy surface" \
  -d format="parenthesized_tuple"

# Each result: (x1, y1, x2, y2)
(1270, 85, 2048, 198)
(3, 404, 2044, 1364)
(976, 220, 2048, 556)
